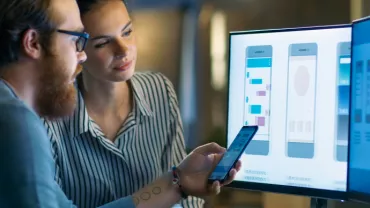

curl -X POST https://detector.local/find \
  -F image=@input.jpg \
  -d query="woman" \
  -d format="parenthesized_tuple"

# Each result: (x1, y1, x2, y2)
(44, 0, 204, 207)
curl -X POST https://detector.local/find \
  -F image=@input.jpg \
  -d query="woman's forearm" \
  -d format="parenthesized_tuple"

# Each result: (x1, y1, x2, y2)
(132, 172, 182, 208)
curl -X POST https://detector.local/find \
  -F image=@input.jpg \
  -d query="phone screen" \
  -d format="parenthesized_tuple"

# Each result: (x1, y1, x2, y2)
(286, 43, 317, 158)
(209, 126, 258, 181)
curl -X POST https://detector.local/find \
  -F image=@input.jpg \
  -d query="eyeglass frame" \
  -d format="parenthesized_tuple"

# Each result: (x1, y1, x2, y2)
(57, 29, 89, 52)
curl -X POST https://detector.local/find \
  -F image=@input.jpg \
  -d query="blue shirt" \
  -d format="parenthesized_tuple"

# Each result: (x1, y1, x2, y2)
(0, 80, 135, 208)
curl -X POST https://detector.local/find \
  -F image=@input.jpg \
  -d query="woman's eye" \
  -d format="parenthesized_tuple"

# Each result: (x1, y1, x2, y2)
(123, 29, 133, 37)
(94, 41, 109, 48)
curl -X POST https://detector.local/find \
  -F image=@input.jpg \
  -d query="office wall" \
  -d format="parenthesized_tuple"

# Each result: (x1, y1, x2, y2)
(131, 10, 183, 90)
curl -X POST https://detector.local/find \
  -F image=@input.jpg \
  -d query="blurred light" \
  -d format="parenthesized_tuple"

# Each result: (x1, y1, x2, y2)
(199, 4, 214, 28)
(210, 10, 227, 91)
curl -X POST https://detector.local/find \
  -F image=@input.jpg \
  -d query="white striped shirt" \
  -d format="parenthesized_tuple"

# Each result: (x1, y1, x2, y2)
(43, 72, 204, 208)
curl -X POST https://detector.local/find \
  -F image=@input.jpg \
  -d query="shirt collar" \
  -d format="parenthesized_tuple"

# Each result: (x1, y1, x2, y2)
(70, 89, 90, 138)
(70, 76, 154, 138)
(129, 76, 154, 117)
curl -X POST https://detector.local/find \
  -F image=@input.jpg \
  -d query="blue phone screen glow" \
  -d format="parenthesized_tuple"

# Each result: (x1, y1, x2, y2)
(209, 127, 256, 180)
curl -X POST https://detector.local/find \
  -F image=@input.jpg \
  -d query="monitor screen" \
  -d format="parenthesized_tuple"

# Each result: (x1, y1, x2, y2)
(348, 17, 370, 203)
(227, 25, 351, 198)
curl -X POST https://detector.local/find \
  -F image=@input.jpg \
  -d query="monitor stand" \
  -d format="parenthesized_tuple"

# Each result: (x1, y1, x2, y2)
(312, 198, 327, 208)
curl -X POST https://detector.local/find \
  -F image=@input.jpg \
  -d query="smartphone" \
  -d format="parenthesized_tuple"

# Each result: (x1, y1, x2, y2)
(208, 125, 258, 183)
(285, 43, 317, 159)
(335, 42, 351, 162)
(243, 45, 272, 156)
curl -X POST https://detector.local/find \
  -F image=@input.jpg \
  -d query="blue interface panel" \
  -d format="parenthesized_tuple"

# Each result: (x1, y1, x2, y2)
(349, 18, 370, 197)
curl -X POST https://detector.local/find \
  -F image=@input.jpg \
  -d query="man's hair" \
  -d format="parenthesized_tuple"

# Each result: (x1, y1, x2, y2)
(0, 0, 55, 68)
(77, 0, 129, 16)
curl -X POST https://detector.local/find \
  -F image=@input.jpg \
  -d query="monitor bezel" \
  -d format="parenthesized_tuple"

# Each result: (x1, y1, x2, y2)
(226, 23, 351, 200)
(347, 15, 370, 204)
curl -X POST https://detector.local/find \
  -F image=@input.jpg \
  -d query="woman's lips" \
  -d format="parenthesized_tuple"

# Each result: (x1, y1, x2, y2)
(113, 60, 133, 71)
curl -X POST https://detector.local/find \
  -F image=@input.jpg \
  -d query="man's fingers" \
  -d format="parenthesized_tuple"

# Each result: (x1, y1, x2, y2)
(219, 161, 242, 186)
(222, 169, 237, 186)
(234, 160, 242, 172)
(194, 142, 226, 155)
(209, 181, 221, 195)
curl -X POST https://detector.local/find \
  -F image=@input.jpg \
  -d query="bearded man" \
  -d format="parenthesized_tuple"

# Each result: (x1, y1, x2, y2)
(0, 0, 88, 206)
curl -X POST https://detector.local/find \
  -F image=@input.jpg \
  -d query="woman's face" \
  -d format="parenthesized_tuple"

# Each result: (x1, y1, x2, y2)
(81, 0, 137, 82)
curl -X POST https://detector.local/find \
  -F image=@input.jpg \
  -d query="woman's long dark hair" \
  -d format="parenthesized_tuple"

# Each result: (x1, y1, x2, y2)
(77, 0, 128, 16)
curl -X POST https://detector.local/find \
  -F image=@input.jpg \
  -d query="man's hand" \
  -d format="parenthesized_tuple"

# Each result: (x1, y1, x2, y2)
(177, 142, 242, 197)
(130, 142, 242, 208)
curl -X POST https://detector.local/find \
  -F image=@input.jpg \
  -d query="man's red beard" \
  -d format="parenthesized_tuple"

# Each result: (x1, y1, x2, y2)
(36, 54, 82, 120)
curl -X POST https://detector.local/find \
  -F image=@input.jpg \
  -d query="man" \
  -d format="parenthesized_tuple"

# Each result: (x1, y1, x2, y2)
(0, 0, 240, 207)
(0, 0, 87, 206)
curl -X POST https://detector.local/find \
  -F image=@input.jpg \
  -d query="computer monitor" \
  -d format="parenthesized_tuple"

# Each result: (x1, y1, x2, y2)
(227, 24, 351, 199)
(348, 16, 370, 204)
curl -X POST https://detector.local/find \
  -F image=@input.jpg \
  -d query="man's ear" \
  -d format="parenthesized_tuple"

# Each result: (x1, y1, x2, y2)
(21, 29, 42, 59)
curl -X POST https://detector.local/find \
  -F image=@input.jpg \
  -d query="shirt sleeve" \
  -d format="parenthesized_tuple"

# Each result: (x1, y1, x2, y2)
(0, 103, 137, 208)
(0, 103, 76, 208)
(98, 196, 135, 208)
(162, 74, 205, 208)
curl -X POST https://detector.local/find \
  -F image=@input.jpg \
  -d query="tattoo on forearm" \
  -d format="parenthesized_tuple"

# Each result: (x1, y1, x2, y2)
(152, 187, 161, 195)
(133, 197, 140, 205)
(140, 192, 151, 201)
(133, 186, 163, 205)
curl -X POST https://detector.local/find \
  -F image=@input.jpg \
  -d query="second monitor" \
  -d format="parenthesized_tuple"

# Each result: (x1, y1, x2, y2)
(227, 24, 351, 198)
(348, 16, 370, 204)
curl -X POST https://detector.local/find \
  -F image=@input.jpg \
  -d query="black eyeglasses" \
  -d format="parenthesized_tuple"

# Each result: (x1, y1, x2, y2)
(57, 29, 90, 52)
